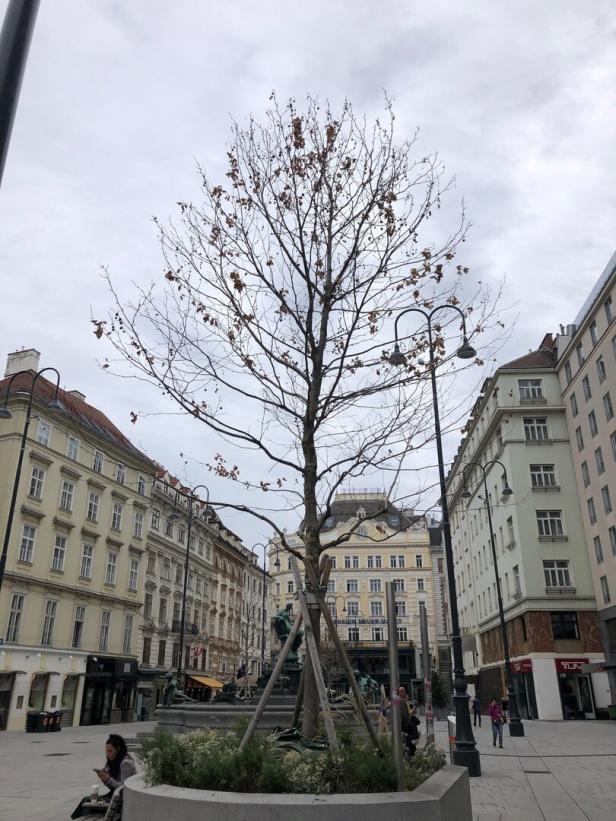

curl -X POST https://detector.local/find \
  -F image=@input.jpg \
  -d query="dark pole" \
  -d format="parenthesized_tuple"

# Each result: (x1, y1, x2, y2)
(0, 0, 40, 187)
(252, 542, 268, 667)
(465, 461, 524, 737)
(0, 367, 62, 592)
(388, 305, 480, 776)
(177, 484, 209, 688)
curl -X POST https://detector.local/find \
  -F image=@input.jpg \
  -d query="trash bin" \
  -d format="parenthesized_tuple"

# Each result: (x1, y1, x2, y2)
(26, 711, 40, 733)
(38, 712, 51, 732)
(447, 715, 456, 763)
(45, 711, 62, 731)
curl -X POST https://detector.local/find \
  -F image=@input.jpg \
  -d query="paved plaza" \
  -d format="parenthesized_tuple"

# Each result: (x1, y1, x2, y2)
(0, 718, 614, 821)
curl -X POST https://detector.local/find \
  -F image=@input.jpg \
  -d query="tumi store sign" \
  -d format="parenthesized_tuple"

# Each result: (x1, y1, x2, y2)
(555, 658, 588, 674)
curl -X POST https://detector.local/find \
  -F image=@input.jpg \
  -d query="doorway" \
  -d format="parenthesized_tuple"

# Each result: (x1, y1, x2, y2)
(558, 673, 596, 719)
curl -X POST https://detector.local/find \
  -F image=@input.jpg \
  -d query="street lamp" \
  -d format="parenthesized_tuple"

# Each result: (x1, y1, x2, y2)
(0, 367, 64, 592)
(171, 484, 210, 689)
(461, 461, 524, 737)
(252, 542, 269, 666)
(388, 304, 481, 776)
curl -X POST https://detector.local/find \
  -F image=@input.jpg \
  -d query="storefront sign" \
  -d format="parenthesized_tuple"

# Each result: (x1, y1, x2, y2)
(511, 659, 533, 674)
(555, 658, 588, 674)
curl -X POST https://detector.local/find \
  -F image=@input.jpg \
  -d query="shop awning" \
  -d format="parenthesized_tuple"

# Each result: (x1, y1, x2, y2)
(187, 675, 224, 689)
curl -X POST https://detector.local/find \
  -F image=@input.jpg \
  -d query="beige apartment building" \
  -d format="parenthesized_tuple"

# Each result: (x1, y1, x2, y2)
(555, 251, 616, 700)
(0, 349, 156, 731)
(268, 491, 445, 701)
(446, 337, 609, 720)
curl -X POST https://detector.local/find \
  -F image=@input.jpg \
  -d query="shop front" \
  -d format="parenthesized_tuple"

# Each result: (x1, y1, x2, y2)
(186, 674, 224, 702)
(556, 658, 595, 719)
(81, 656, 139, 725)
(0, 672, 16, 730)
(511, 659, 538, 720)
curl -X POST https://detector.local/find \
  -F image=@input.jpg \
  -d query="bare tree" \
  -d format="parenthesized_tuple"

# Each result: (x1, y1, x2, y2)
(94, 95, 494, 736)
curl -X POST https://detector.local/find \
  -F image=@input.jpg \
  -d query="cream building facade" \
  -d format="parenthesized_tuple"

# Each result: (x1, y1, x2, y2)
(555, 251, 616, 700)
(446, 338, 610, 720)
(268, 491, 444, 700)
(0, 349, 156, 731)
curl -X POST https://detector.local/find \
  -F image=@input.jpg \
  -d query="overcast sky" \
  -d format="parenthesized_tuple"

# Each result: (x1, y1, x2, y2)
(1, 0, 615, 550)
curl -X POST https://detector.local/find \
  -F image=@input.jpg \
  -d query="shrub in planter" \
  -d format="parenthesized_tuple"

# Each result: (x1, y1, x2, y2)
(140, 727, 446, 794)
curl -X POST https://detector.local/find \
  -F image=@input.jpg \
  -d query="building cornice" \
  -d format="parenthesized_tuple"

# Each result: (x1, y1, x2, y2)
(3, 570, 143, 609)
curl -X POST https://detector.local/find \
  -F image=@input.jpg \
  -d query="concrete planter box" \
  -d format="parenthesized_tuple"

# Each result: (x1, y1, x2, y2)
(124, 765, 471, 821)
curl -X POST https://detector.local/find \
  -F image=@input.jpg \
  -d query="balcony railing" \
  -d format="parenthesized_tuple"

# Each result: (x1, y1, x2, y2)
(171, 620, 200, 634)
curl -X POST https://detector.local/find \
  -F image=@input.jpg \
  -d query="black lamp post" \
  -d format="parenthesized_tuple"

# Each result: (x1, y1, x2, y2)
(172, 484, 209, 688)
(0, 368, 64, 592)
(388, 304, 481, 776)
(252, 542, 268, 667)
(461, 461, 524, 737)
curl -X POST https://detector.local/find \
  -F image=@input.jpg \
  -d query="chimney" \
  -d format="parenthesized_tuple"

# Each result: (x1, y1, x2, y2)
(67, 389, 86, 402)
(5, 348, 41, 377)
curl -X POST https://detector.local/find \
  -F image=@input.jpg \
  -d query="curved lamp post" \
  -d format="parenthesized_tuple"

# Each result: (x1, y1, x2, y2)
(0, 367, 64, 591)
(388, 304, 481, 776)
(461, 460, 524, 737)
(171, 484, 210, 687)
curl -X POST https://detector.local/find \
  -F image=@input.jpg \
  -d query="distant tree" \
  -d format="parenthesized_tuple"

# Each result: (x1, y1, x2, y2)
(95, 95, 495, 736)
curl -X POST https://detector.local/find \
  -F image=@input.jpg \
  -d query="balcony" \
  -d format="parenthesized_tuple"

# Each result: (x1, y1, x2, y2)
(171, 620, 200, 634)
(545, 585, 576, 596)
(512, 589, 523, 600)
(504, 540, 516, 551)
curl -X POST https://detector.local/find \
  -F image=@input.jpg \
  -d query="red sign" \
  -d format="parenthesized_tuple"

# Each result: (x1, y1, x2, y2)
(511, 659, 533, 674)
(555, 658, 588, 674)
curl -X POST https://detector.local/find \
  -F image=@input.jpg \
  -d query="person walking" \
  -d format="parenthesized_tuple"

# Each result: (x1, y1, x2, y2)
(489, 698, 504, 748)
(471, 695, 482, 727)
(70, 734, 137, 818)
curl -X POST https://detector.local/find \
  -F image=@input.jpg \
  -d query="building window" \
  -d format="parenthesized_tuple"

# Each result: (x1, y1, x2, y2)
(142, 637, 151, 665)
(116, 463, 126, 484)
(576, 342, 585, 366)
(346, 579, 358, 593)
(369, 578, 381, 592)
(604, 392, 614, 421)
(41, 600, 57, 646)
(570, 393, 578, 417)
(582, 376, 592, 401)
(146, 551, 156, 575)
(105, 551, 117, 585)
(19, 524, 36, 563)
(137, 475, 147, 496)
(133, 510, 144, 538)
(156, 639, 166, 666)
(92, 450, 104, 473)
(72, 605, 86, 649)
(372, 626, 384, 641)
(395, 600, 406, 616)
(551, 612, 579, 640)
(80, 544, 94, 578)
(524, 417, 549, 441)
(67, 436, 80, 460)
(393, 578, 405, 592)
(367, 555, 382, 569)
(59, 480, 74, 512)
(589, 410, 598, 437)
(597, 357, 607, 383)
(158, 597, 167, 624)
(593, 536, 604, 564)
(390, 555, 398, 568)
(587, 497, 597, 525)
(128, 558, 139, 591)
(596, 447, 606, 475)
(530, 464, 556, 487)
(415, 554, 423, 568)
(29, 466, 45, 499)
(151, 508, 160, 530)
(111, 502, 123, 530)
(144, 592, 153, 620)
(600, 575, 612, 605)
(123, 614, 134, 655)
(36, 419, 51, 446)
(417, 578, 425, 592)
(610, 525, 616, 556)
(86, 491, 99, 522)
(564, 362, 572, 384)
(51, 534, 67, 572)
(178, 524, 186, 545)
(605, 295, 614, 324)
(344, 556, 351, 569)
(513, 565, 521, 595)
(581, 461, 590, 487)
(348, 627, 359, 642)
(518, 379, 543, 400)
(602, 485, 613, 514)
(161, 557, 171, 581)
(6, 593, 24, 643)
(346, 600, 359, 617)
(536, 510, 564, 537)
(543, 559, 572, 588)
(575, 426, 584, 451)
(397, 627, 408, 641)
(165, 518, 174, 537)
(590, 321, 598, 346)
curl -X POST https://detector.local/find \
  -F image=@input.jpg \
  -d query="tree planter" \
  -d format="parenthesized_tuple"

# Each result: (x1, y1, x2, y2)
(124, 765, 471, 821)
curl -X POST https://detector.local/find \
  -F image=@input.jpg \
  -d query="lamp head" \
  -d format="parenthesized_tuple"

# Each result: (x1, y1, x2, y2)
(502, 484, 513, 497)
(456, 338, 477, 360)
(274, 557, 281, 570)
(388, 343, 407, 367)
(47, 396, 65, 412)
(461, 488, 471, 499)
(0, 406, 12, 420)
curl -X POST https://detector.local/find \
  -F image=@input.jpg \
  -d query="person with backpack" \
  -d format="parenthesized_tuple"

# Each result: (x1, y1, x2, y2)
(471, 695, 482, 727)
(489, 698, 504, 748)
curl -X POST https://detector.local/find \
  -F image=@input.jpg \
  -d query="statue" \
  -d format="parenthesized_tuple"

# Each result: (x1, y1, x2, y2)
(213, 681, 243, 704)
(272, 606, 304, 663)
(352, 669, 380, 702)
(162, 672, 195, 706)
